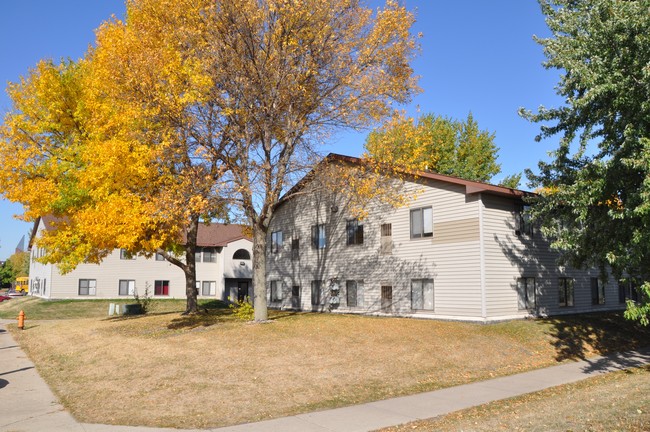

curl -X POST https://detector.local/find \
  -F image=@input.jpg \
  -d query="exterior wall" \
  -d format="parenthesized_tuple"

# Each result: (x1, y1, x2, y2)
(267, 175, 624, 322)
(267, 177, 485, 320)
(28, 222, 253, 300)
(481, 193, 623, 319)
(28, 220, 54, 298)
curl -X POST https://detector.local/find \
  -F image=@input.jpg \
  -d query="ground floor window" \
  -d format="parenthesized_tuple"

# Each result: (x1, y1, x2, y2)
(558, 277, 574, 307)
(270, 280, 283, 302)
(119, 280, 135, 296)
(591, 278, 605, 305)
(381, 285, 393, 312)
(202, 281, 216, 296)
(154, 280, 170, 296)
(346, 280, 364, 308)
(311, 280, 322, 305)
(411, 279, 434, 311)
(618, 279, 639, 303)
(79, 279, 96, 296)
(517, 277, 536, 310)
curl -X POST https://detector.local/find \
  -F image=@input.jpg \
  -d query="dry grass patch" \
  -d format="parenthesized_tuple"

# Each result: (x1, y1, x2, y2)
(9, 310, 650, 429)
(378, 365, 650, 432)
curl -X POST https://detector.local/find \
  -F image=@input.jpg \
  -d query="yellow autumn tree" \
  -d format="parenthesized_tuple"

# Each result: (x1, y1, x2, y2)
(1, 0, 419, 320)
(201, 0, 420, 321)
(0, 1, 227, 314)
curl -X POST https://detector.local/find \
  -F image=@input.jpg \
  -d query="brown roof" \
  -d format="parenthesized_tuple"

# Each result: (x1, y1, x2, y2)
(195, 223, 249, 247)
(30, 216, 249, 249)
(284, 153, 534, 201)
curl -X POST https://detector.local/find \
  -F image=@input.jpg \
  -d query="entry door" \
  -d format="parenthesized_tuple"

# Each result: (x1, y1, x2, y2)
(237, 281, 249, 302)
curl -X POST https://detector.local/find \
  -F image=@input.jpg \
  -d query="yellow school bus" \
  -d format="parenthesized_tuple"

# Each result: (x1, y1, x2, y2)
(14, 277, 29, 294)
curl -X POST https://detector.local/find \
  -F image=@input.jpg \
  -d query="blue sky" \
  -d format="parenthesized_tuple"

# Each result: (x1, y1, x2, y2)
(0, 1, 562, 260)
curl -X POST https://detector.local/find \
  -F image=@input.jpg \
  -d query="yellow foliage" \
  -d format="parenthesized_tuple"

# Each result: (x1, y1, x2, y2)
(1, 0, 419, 274)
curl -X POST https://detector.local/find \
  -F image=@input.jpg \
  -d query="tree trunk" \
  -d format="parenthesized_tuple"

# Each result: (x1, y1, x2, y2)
(252, 224, 268, 321)
(183, 216, 200, 315)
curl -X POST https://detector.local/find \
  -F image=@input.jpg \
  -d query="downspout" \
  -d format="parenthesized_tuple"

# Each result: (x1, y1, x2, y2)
(478, 193, 487, 321)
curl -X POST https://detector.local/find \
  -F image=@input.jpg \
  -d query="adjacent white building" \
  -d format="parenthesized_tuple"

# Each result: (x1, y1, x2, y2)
(28, 216, 253, 301)
(265, 154, 629, 322)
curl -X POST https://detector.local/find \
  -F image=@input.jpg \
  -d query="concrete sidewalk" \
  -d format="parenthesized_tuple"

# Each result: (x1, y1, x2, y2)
(1, 318, 649, 432)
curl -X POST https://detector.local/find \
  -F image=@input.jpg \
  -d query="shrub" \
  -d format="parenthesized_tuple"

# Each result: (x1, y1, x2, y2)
(133, 283, 153, 314)
(228, 296, 254, 321)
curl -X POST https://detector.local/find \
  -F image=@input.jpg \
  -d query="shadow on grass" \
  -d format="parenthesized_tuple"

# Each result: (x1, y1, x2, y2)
(166, 309, 234, 330)
(541, 312, 650, 361)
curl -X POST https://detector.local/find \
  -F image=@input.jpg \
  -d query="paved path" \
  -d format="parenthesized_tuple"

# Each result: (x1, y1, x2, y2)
(1, 318, 649, 432)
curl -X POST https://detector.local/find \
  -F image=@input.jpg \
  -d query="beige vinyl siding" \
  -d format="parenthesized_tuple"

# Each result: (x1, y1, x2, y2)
(33, 245, 251, 301)
(267, 177, 483, 318)
(481, 194, 622, 318)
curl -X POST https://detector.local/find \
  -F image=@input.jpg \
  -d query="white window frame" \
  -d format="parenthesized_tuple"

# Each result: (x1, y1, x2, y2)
(270, 280, 283, 302)
(410, 207, 433, 239)
(79, 279, 96, 296)
(517, 277, 536, 310)
(411, 279, 434, 311)
(118, 279, 135, 296)
(559, 277, 574, 307)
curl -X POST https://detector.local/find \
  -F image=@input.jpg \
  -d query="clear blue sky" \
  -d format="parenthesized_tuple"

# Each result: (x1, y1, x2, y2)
(0, 0, 562, 260)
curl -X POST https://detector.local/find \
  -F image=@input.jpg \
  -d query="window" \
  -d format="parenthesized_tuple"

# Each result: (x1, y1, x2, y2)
(381, 285, 393, 311)
(271, 231, 283, 253)
(411, 279, 434, 311)
(312, 224, 326, 249)
(517, 277, 536, 310)
(410, 207, 433, 238)
(270, 280, 283, 302)
(558, 277, 574, 307)
(79, 279, 96, 296)
(346, 280, 364, 308)
(291, 238, 299, 260)
(380, 223, 392, 255)
(155, 280, 170, 296)
(155, 252, 166, 261)
(118, 280, 135, 296)
(203, 248, 217, 263)
(346, 219, 364, 245)
(120, 249, 135, 260)
(233, 249, 251, 260)
(311, 280, 322, 305)
(591, 278, 605, 305)
(515, 204, 533, 236)
(195, 248, 202, 262)
(202, 281, 216, 296)
(618, 279, 639, 303)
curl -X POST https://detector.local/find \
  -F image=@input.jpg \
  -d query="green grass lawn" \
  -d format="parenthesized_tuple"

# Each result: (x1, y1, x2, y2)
(0, 296, 226, 320)
(2, 297, 649, 429)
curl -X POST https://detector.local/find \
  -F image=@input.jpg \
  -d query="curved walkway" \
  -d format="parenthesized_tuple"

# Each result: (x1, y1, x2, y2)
(1, 318, 649, 432)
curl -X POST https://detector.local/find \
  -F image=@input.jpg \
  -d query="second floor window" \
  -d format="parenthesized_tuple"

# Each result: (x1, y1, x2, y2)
(312, 224, 326, 249)
(271, 231, 283, 253)
(120, 249, 135, 260)
(346, 219, 364, 245)
(515, 204, 533, 236)
(203, 248, 217, 263)
(410, 207, 433, 239)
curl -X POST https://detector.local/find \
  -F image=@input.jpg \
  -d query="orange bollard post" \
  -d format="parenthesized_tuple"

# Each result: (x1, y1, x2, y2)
(17, 310, 25, 330)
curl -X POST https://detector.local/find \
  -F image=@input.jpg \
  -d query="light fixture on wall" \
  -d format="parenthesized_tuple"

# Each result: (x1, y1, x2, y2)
(239, 261, 246, 266)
